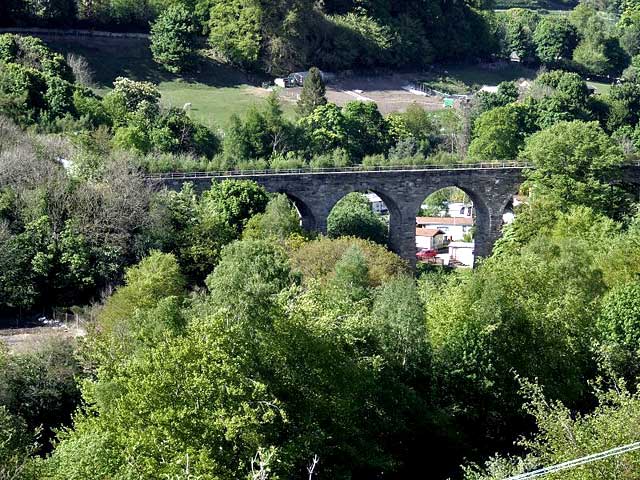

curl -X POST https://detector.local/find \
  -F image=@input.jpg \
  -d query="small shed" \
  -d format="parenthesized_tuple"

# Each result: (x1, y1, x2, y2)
(416, 228, 447, 250)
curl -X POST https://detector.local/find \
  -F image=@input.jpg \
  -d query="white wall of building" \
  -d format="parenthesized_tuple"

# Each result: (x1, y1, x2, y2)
(448, 242, 474, 267)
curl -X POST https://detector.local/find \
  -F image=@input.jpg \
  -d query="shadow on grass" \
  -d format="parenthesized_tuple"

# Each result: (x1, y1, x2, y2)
(39, 35, 250, 89)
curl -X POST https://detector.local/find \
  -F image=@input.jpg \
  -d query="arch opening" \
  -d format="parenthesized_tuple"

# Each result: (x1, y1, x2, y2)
(326, 189, 395, 247)
(416, 187, 477, 268)
(282, 192, 316, 231)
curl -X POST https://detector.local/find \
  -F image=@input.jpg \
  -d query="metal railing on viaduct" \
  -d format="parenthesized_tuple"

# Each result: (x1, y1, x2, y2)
(145, 161, 640, 267)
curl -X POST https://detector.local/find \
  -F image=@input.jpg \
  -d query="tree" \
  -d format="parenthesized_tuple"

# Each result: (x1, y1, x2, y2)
(522, 121, 629, 219)
(150, 4, 198, 73)
(327, 192, 388, 245)
(533, 71, 591, 128)
(201, 180, 270, 235)
(533, 17, 578, 65)
(205, 239, 294, 320)
(299, 103, 348, 155)
(342, 101, 390, 159)
(0, 338, 81, 445)
(243, 194, 303, 241)
(573, 37, 629, 76)
(499, 9, 541, 62)
(424, 210, 609, 458)
(329, 244, 371, 303)
(290, 236, 409, 286)
(208, 0, 263, 67)
(595, 280, 640, 383)
(0, 406, 37, 480)
(224, 93, 295, 162)
(463, 383, 640, 480)
(370, 275, 428, 371)
(620, 12, 640, 57)
(468, 103, 536, 161)
(296, 67, 327, 116)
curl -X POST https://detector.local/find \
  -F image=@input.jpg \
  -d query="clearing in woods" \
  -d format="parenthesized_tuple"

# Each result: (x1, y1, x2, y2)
(36, 34, 539, 127)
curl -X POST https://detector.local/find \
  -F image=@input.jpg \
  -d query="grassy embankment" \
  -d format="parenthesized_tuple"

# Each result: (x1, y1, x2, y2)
(40, 36, 293, 129)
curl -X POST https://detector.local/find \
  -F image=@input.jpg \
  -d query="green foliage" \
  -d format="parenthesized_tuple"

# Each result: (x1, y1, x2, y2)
(243, 194, 303, 242)
(473, 81, 520, 119)
(0, 34, 82, 126)
(148, 180, 269, 283)
(342, 101, 390, 159)
(533, 70, 592, 128)
(224, 93, 295, 163)
(595, 280, 640, 382)
(150, 4, 198, 73)
(464, 384, 640, 480)
(533, 16, 578, 65)
(0, 406, 37, 480)
(84, 251, 186, 375)
(499, 9, 541, 62)
(205, 239, 294, 319)
(103, 76, 160, 125)
(208, 0, 263, 67)
(371, 275, 429, 371)
(0, 338, 81, 447)
(522, 120, 629, 219)
(469, 103, 536, 160)
(0, 34, 72, 81)
(202, 180, 269, 235)
(296, 66, 327, 116)
(424, 207, 610, 452)
(329, 245, 371, 303)
(327, 192, 388, 245)
(290, 236, 409, 287)
(299, 103, 348, 155)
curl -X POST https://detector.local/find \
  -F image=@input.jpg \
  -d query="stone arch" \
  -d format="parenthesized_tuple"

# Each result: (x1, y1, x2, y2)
(413, 182, 503, 265)
(323, 185, 402, 246)
(280, 191, 317, 231)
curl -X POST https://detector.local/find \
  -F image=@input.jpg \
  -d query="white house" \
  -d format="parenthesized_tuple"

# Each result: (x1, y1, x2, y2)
(366, 192, 388, 215)
(448, 241, 474, 267)
(416, 216, 473, 241)
(446, 202, 473, 218)
(416, 228, 447, 250)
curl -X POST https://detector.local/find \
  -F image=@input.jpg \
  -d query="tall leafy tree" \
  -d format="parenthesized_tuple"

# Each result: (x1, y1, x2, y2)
(533, 17, 578, 66)
(468, 103, 536, 161)
(327, 192, 388, 245)
(208, 0, 263, 67)
(150, 4, 198, 73)
(522, 120, 629, 219)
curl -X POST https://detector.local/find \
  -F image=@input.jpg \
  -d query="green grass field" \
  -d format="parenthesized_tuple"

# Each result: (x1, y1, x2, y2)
(41, 36, 293, 128)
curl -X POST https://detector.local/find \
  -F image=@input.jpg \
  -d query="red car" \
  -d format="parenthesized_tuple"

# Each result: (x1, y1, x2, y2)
(416, 248, 438, 261)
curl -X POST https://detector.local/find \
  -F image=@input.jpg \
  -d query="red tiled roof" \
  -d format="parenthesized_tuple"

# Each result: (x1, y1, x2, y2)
(416, 216, 474, 226)
(416, 228, 445, 237)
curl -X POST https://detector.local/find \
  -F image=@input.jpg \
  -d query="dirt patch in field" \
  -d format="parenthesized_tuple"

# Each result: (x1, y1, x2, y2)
(277, 73, 446, 114)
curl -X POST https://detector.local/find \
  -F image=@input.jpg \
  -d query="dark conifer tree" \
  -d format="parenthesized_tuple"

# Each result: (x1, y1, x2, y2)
(297, 66, 327, 116)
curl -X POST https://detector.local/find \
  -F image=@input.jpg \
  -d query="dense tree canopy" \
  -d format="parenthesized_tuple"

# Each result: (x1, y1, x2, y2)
(327, 192, 389, 245)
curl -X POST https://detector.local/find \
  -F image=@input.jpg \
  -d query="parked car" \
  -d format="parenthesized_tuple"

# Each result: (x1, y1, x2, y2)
(416, 248, 438, 260)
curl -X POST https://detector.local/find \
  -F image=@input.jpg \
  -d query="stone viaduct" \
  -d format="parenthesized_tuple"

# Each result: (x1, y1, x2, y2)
(151, 164, 534, 267)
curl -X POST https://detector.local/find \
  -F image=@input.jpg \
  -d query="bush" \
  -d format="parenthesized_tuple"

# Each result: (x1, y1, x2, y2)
(290, 236, 409, 286)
